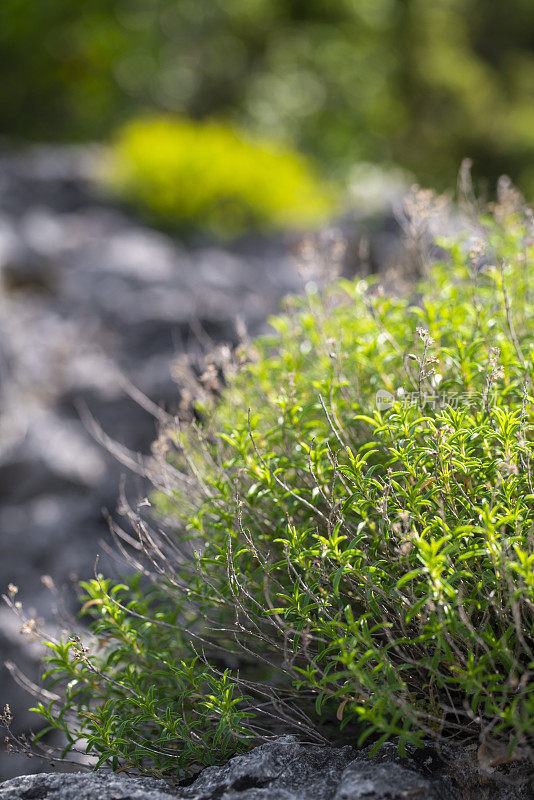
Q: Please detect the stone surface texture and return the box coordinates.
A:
[0,738,531,800]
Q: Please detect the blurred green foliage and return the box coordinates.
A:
[1,1,533,192]
[108,116,334,235]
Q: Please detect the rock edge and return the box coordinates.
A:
[1,736,531,800]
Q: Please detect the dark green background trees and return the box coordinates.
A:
[2,0,533,192]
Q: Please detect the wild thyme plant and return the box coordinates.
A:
[7,183,534,777]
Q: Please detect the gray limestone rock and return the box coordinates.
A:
[3,736,531,800]
[338,758,464,800]
[0,772,179,800]
[177,736,355,799]
[0,737,532,800]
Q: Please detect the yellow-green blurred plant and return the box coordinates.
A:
[107,116,335,236]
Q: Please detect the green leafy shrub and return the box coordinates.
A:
[17,183,534,777]
[106,116,335,235]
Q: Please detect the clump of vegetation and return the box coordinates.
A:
[106,116,335,236]
[5,180,534,780]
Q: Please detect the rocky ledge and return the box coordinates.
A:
[0,737,531,800]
